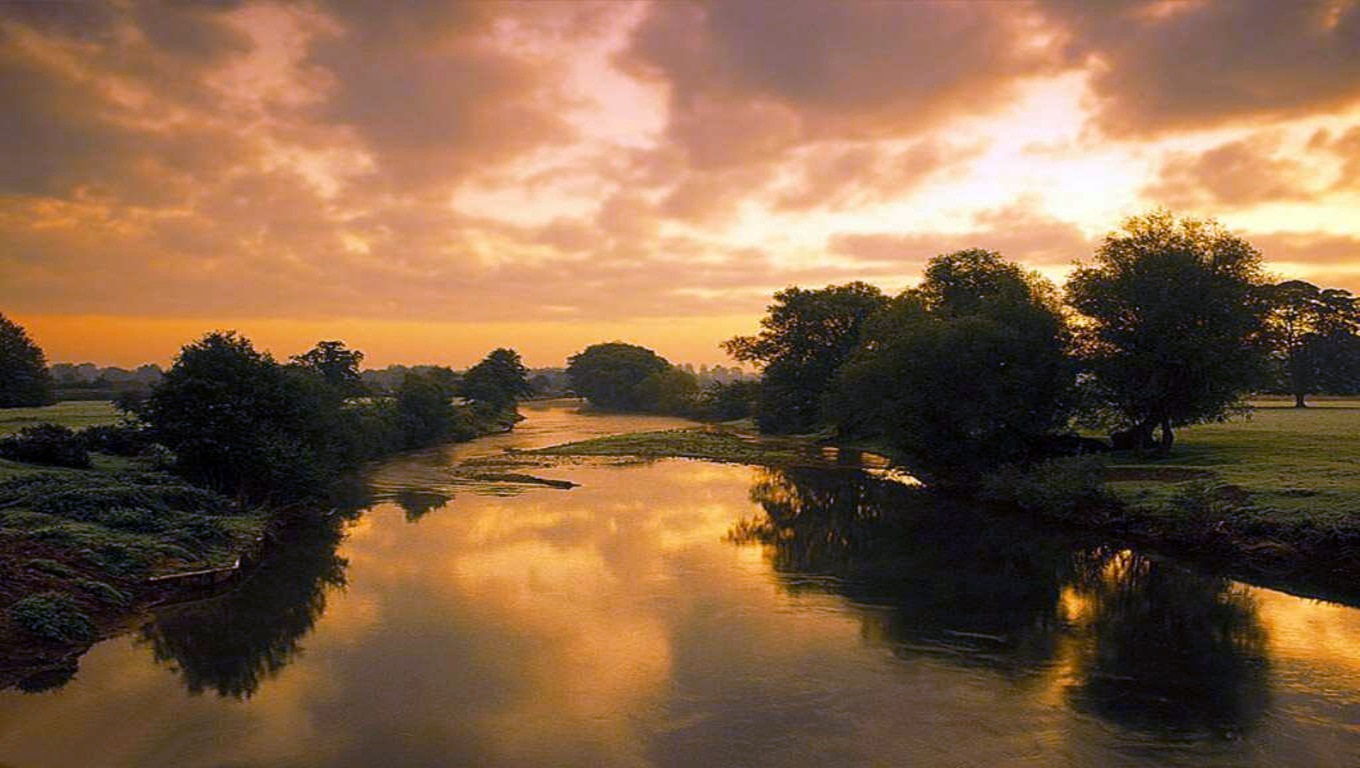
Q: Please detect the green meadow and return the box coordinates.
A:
[0,401,120,436]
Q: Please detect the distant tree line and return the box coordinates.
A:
[563,341,759,421]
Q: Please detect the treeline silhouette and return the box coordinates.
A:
[725,211,1360,484]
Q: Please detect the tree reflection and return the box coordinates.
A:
[392,489,452,522]
[734,467,1271,737]
[737,467,1078,674]
[138,517,348,699]
[1067,552,1271,737]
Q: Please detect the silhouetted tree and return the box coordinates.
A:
[566,342,672,411]
[143,331,346,500]
[724,282,887,433]
[1066,211,1270,453]
[461,347,532,417]
[0,313,54,407]
[1263,280,1360,406]
[290,340,366,398]
[830,250,1073,484]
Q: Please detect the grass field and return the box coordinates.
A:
[1109,400,1360,525]
[0,401,120,436]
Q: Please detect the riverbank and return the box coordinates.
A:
[511,407,1360,604]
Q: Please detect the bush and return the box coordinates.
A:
[79,423,154,456]
[9,592,95,643]
[981,456,1116,520]
[0,424,91,468]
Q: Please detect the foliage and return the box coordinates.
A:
[696,379,759,421]
[636,366,700,415]
[0,313,55,407]
[290,340,367,398]
[142,331,348,500]
[981,456,1115,520]
[566,342,673,411]
[9,592,95,643]
[830,251,1074,485]
[531,428,805,465]
[395,370,476,448]
[724,282,887,433]
[79,423,154,456]
[1066,211,1270,453]
[1262,280,1360,405]
[0,424,91,468]
[462,348,533,417]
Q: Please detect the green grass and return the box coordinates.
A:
[0,401,120,436]
[1108,402,1360,522]
[530,428,808,465]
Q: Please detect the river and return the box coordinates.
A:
[1,402,1357,766]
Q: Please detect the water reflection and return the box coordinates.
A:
[138,517,349,699]
[734,467,1272,738]
[391,489,453,522]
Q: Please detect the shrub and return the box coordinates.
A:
[0,424,91,468]
[79,423,153,456]
[981,455,1116,520]
[9,592,95,643]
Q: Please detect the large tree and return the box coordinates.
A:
[461,347,533,416]
[1065,211,1271,453]
[290,340,366,398]
[830,250,1074,484]
[144,331,345,500]
[723,282,887,433]
[566,342,673,411]
[1263,280,1360,407]
[0,313,55,407]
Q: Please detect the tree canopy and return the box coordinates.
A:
[723,282,887,433]
[461,348,533,416]
[0,313,55,407]
[1263,280,1360,406]
[830,250,1074,484]
[1065,211,1270,452]
[290,340,366,398]
[566,342,674,411]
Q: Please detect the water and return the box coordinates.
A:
[1,402,1358,767]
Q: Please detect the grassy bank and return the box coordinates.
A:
[0,401,120,437]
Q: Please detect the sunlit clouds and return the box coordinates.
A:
[3,1,1360,365]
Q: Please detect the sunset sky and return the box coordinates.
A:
[3,1,1360,368]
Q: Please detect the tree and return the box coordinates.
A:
[1263,280,1360,407]
[1065,211,1271,453]
[636,366,700,415]
[830,251,1074,484]
[290,340,366,398]
[395,370,468,448]
[566,342,672,411]
[723,282,887,433]
[144,331,344,500]
[0,313,55,407]
[461,348,533,417]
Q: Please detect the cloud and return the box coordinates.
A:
[830,202,1094,272]
[1142,135,1316,208]
[621,1,1054,166]
[1039,0,1360,135]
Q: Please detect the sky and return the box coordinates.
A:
[3,0,1360,368]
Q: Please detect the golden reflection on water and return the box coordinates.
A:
[1,406,1359,766]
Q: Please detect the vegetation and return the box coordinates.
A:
[530,428,805,466]
[723,282,887,433]
[0,424,91,468]
[566,342,698,414]
[9,592,95,643]
[462,348,533,420]
[1066,211,1271,453]
[0,313,54,407]
[0,401,120,437]
[830,250,1074,485]
[1262,280,1360,407]
[290,340,367,398]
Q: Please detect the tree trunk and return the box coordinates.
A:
[1294,390,1307,408]
[1158,418,1175,455]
